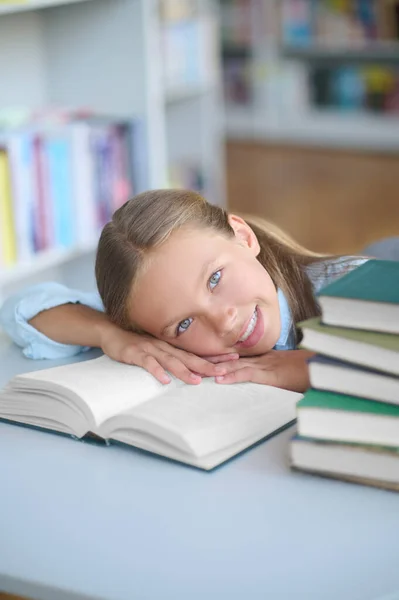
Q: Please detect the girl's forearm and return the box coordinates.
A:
[29,304,116,347]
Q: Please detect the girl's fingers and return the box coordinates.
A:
[216,366,274,386]
[216,367,256,385]
[158,353,202,385]
[171,350,232,377]
[203,353,239,364]
[141,354,171,384]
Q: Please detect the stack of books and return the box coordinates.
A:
[290,259,399,491]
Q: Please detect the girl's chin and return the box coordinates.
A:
[238,345,274,357]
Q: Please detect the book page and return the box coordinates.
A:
[17,356,171,427]
[102,378,301,458]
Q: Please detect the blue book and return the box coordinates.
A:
[46,135,75,248]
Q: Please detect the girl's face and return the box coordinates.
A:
[128,216,281,357]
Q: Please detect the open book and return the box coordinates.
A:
[0,356,302,470]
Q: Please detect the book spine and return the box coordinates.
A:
[0,149,17,266]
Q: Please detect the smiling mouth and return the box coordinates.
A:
[237,307,258,343]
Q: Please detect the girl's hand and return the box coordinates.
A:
[99,322,239,385]
[214,350,315,393]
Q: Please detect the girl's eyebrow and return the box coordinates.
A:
[160,257,218,335]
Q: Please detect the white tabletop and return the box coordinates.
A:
[1,334,399,600]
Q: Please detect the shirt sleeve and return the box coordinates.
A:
[0,282,104,360]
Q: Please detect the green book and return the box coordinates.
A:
[296,388,399,448]
[298,317,399,376]
[317,259,399,334]
[298,388,399,416]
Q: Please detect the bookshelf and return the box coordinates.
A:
[221,0,399,152]
[0,0,225,305]
[0,0,93,15]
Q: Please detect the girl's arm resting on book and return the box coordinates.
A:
[32,305,241,385]
[0,282,104,359]
[214,350,315,393]
[0,282,239,384]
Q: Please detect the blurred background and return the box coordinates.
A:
[0,0,398,304]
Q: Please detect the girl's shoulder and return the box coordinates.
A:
[305,256,369,295]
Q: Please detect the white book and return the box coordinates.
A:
[309,356,399,406]
[291,437,399,493]
[0,356,302,470]
[70,122,98,246]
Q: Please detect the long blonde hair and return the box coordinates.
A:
[95,189,334,331]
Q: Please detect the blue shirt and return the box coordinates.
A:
[0,257,367,360]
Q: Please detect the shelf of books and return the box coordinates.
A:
[221,0,399,151]
[0,0,224,304]
[0,110,141,287]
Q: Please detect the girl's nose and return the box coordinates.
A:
[210,305,238,338]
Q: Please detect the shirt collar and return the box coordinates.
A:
[275,288,293,348]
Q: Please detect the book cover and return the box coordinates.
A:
[33,134,52,251]
[110,124,132,212]
[297,388,399,447]
[298,388,399,417]
[0,149,17,266]
[91,126,113,228]
[308,354,399,405]
[0,355,302,470]
[290,435,399,492]
[69,121,98,245]
[46,134,75,249]
[318,259,399,304]
[309,354,399,379]
[299,317,399,351]
[7,132,36,261]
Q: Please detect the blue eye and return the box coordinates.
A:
[209,270,222,291]
[177,317,193,336]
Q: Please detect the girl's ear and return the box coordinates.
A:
[228,214,260,256]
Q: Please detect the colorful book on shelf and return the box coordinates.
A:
[290,436,399,492]
[91,125,113,229]
[298,317,399,376]
[126,118,148,195]
[317,259,399,334]
[7,132,36,262]
[33,132,53,252]
[281,0,313,45]
[0,355,302,470]
[0,149,16,266]
[308,355,399,405]
[46,133,75,249]
[296,388,399,447]
[69,120,98,247]
[109,123,133,212]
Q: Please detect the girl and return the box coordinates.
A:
[0,189,366,392]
